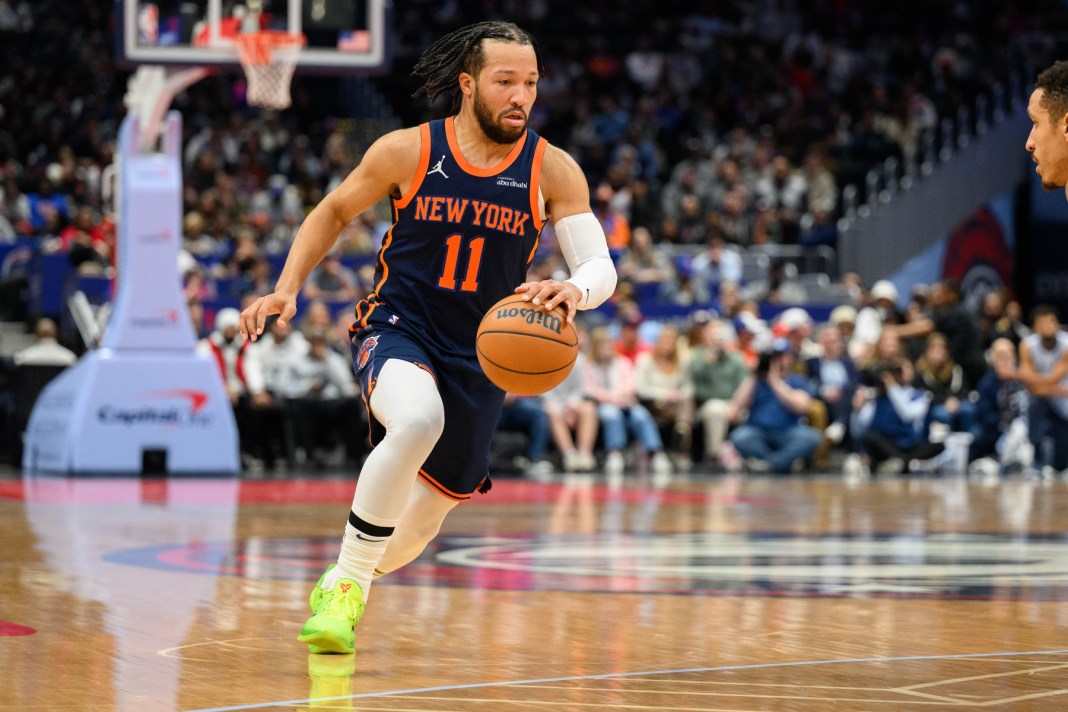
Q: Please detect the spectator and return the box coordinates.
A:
[689,235,743,295]
[303,253,360,304]
[805,325,860,448]
[249,173,303,225]
[279,327,363,468]
[614,309,652,364]
[584,327,672,479]
[543,340,598,473]
[302,300,346,353]
[914,332,976,436]
[182,211,218,258]
[14,318,77,366]
[852,279,903,363]
[970,338,1031,471]
[659,262,713,307]
[634,325,694,470]
[979,289,1029,349]
[689,318,748,469]
[754,154,807,244]
[776,307,822,364]
[829,305,858,348]
[230,256,275,299]
[727,338,822,474]
[58,206,109,273]
[250,318,308,468]
[1,176,30,237]
[675,193,709,245]
[852,357,944,474]
[496,394,553,478]
[616,226,675,286]
[892,279,987,386]
[1017,305,1068,472]
[593,183,631,250]
[196,307,271,470]
[733,312,766,370]
[25,178,69,233]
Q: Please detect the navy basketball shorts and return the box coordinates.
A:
[350,325,506,501]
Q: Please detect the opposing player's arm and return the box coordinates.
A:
[240,128,420,340]
[517,145,617,319]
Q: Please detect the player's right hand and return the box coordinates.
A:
[239,291,298,342]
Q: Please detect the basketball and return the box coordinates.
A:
[476,295,579,395]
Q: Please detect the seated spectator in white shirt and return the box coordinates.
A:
[14,318,77,367]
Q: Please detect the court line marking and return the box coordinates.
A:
[396,691,967,706]
[896,661,1068,691]
[978,688,1068,706]
[182,648,1068,712]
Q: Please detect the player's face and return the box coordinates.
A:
[471,40,538,145]
[1026,89,1068,191]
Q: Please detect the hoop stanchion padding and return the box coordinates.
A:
[235,31,306,109]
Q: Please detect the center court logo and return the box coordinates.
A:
[104,532,1068,600]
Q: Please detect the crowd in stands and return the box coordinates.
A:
[482,278,1067,480]
[1,1,1067,476]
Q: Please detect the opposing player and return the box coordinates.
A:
[239,21,616,654]
[1026,60,1068,199]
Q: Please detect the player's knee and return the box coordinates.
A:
[389,407,445,448]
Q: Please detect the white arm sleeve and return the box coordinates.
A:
[553,212,617,310]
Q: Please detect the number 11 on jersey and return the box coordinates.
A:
[437,234,485,292]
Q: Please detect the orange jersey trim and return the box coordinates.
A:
[354,297,379,329]
[418,468,473,502]
[372,227,395,297]
[394,123,432,210]
[528,137,547,232]
[413,361,438,385]
[444,116,527,177]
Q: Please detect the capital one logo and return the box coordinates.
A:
[130,308,180,329]
[97,389,212,427]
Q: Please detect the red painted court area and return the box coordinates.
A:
[0,476,767,506]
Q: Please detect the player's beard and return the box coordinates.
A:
[473,87,526,145]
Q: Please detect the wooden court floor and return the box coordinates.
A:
[4,470,1068,711]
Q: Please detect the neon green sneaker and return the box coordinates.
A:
[298,565,365,654]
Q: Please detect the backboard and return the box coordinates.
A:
[115,0,389,73]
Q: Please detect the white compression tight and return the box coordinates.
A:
[374,478,458,578]
[351,359,445,522]
[330,359,446,598]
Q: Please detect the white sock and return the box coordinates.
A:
[323,506,398,601]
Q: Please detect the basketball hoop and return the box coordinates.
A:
[235,31,306,109]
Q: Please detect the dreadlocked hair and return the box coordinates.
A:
[411,21,544,111]
[1036,60,1068,119]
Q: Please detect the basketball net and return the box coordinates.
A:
[235,31,306,109]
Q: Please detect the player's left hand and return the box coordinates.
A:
[515,280,583,323]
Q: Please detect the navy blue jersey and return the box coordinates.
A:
[353,117,547,358]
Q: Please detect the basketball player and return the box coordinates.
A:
[1026,60,1068,198]
[239,21,616,654]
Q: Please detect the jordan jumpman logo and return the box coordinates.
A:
[427,155,449,179]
